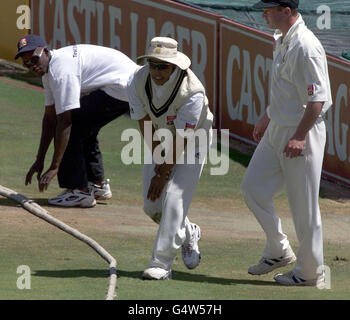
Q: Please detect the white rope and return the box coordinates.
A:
[0,185,117,300]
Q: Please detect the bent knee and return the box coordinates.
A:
[241,175,267,204]
[143,203,162,224]
[241,174,254,196]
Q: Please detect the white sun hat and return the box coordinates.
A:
[137,37,191,70]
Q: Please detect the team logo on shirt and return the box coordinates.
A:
[308,84,315,96]
[185,122,196,130]
[18,38,27,49]
[167,115,176,125]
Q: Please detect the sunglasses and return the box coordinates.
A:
[23,47,44,68]
[148,60,172,70]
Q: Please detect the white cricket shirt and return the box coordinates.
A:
[42,44,139,114]
[267,14,332,126]
[127,66,205,131]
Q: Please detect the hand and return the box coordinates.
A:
[25,159,44,186]
[154,164,161,176]
[253,114,270,143]
[147,174,168,202]
[283,135,306,158]
[154,164,171,180]
[38,167,58,192]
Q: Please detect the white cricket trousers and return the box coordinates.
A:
[142,159,205,271]
[241,118,326,280]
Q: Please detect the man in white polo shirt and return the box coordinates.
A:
[15,34,139,207]
[127,37,213,280]
[241,0,332,286]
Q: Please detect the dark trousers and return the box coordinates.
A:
[57,90,129,189]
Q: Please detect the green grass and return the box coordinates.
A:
[1,222,349,300]
[0,77,350,301]
[1,218,349,300]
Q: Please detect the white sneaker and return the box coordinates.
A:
[48,189,96,208]
[274,270,325,287]
[88,179,112,200]
[142,267,172,280]
[182,223,201,270]
[248,247,296,275]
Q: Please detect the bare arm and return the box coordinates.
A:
[38,109,72,191]
[38,105,57,160]
[283,101,324,158]
[50,110,72,169]
[138,115,189,201]
[138,114,160,154]
[155,130,188,177]
[253,110,270,143]
[25,105,56,185]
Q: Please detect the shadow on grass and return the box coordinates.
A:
[33,268,278,286]
[0,197,108,209]
[33,269,108,278]
[0,197,48,207]
[172,270,277,286]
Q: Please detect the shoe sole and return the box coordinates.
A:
[274,279,318,287]
[184,253,201,270]
[142,275,171,280]
[274,274,324,287]
[182,226,201,270]
[48,199,96,208]
[94,193,112,200]
[142,272,172,280]
[248,255,296,275]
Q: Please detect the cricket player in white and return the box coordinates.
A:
[15,35,138,207]
[241,0,332,286]
[127,37,213,280]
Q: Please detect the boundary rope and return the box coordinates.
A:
[0,185,117,300]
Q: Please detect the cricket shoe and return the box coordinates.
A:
[48,189,96,208]
[88,179,112,200]
[182,223,201,269]
[274,270,325,287]
[142,267,172,280]
[248,246,296,275]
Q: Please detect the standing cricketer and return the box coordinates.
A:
[127,37,213,280]
[15,34,138,207]
[241,0,332,286]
